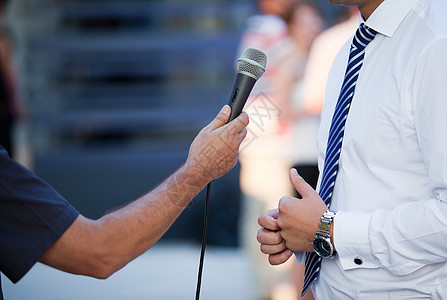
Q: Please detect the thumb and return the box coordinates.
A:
[289,168,315,198]
[207,105,231,131]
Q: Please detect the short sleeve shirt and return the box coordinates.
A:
[0,146,79,299]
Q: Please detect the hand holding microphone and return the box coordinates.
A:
[187,48,267,182]
[14,48,267,298]
[186,105,249,182]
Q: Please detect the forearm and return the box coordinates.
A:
[40,162,211,278]
[96,162,209,266]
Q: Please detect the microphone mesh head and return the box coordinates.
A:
[237,48,267,80]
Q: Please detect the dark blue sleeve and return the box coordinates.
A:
[0,147,79,283]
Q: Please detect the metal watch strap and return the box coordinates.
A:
[315,210,336,241]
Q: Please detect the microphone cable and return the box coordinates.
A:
[195,181,211,300]
[194,48,266,300]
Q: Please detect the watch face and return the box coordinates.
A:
[312,237,333,258]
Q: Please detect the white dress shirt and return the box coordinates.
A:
[309,0,447,298]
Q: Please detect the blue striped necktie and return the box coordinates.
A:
[301,23,377,297]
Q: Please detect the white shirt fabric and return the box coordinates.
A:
[306,0,447,298]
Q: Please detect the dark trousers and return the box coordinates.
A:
[293,163,319,198]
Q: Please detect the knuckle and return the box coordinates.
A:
[260,244,268,254]
[215,115,224,123]
[273,231,283,243]
[216,111,228,122]
[278,196,290,212]
[257,215,264,226]
[198,127,207,136]
[276,217,283,229]
[235,114,249,129]
[295,176,306,185]
[268,255,281,265]
[239,128,248,139]
[241,113,249,126]
[256,229,264,243]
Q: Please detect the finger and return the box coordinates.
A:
[226,112,249,136]
[257,228,283,245]
[268,250,293,266]
[237,128,248,142]
[289,168,315,198]
[277,196,297,221]
[258,209,280,230]
[260,240,287,255]
[266,208,280,219]
[207,105,231,130]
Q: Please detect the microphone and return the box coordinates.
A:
[227,48,267,122]
[195,48,266,300]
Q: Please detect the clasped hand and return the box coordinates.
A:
[257,168,328,265]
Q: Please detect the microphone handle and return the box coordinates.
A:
[227,73,257,122]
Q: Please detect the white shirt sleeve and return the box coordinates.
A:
[334,37,447,275]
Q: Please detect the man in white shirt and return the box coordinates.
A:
[257,0,447,298]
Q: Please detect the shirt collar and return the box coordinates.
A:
[360,0,420,37]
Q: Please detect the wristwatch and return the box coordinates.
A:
[312,210,337,258]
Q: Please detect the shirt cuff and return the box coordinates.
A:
[334,211,379,270]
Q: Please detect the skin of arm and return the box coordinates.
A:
[39,105,249,279]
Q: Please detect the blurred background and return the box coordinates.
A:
[0,0,354,299]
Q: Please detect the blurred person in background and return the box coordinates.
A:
[274,2,324,299]
[301,6,358,115]
[236,0,295,97]
[275,0,324,191]
[0,0,25,157]
[0,106,248,300]
[236,0,323,299]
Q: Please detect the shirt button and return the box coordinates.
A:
[354,256,363,265]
